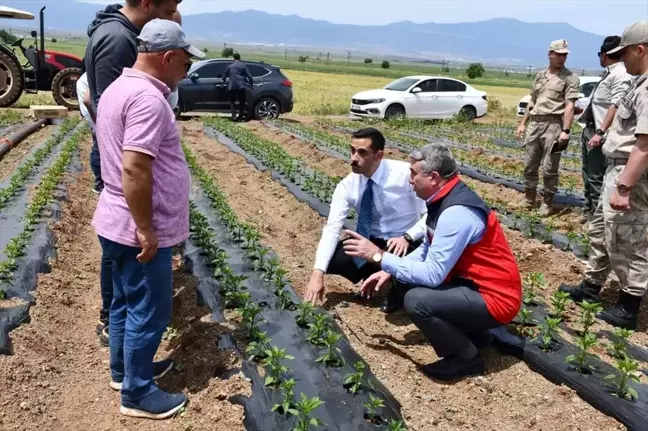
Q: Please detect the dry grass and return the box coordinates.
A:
[12,92,56,109]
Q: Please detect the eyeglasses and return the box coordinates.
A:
[597,52,603,57]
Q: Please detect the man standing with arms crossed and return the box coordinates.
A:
[579,36,632,217]
[561,20,648,331]
[93,19,205,418]
[516,40,580,216]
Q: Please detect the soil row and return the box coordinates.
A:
[181,119,624,431]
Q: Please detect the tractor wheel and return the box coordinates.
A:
[0,51,24,108]
[52,67,81,110]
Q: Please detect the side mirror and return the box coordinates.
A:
[189,72,199,80]
[30,30,37,38]
[411,87,422,94]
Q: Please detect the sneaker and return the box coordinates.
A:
[538,203,552,217]
[111,359,175,391]
[120,388,187,420]
[421,353,486,382]
[96,319,107,335]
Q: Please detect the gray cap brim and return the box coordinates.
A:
[185,45,206,59]
[606,44,627,54]
[552,48,571,54]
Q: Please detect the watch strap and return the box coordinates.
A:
[403,233,413,243]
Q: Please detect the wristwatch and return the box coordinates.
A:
[403,233,413,244]
[562,128,571,134]
[596,128,605,136]
[616,182,633,194]
[372,251,384,263]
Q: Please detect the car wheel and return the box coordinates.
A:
[255,97,280,120]
[385,104,406,120]
[459,105,477,121]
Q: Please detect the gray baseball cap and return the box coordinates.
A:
[137,18,205,59]
[607,20,648,54]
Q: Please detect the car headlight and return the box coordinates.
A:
[365,98,386,104]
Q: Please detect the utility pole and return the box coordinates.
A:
[284,49,287,61]
[326,52,330,65]
[318,51,322,62]
[527,65,533,77]
[347,50,351,66]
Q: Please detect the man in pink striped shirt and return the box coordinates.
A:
[92,19,204,419]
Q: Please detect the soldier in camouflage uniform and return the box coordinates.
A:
[560,20,648,330]
[516,40,580,217]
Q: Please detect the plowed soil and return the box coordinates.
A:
[182,119,626,431]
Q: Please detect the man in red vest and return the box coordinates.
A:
[344,142,522,381]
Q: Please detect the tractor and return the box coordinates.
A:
[0,5,82,110]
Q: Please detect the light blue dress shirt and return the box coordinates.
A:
[381,205,487,287]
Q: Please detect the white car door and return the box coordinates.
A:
[435,79,468,118]
[402,79,439,118]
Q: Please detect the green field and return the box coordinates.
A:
[19,38,526,119]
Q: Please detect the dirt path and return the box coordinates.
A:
[181,120,624,431]
[0,136,249,431]
[0,124,55,182]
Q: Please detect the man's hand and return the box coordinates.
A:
[360,271,392,299]
[386,236,409,257]
[610,190,631,211]
[515,124,526,141]
[304,271,325,305]
[136,227,158,263]
[558,131,570,145]
[588,134,603,149]
[342,230,381,262]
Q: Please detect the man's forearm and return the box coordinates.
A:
[618,136,648,187]
[563,101,575,129]
[122,154,153,231]
[520,104,532,126]
[600,106,618,133]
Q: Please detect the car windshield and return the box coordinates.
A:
[384,78,419,91]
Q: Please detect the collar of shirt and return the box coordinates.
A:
[360,159,388,188]
[122,67,171,97]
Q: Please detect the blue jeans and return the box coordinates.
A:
[90,130,103,191]
[98,236,173,401]
[99,250,113,324]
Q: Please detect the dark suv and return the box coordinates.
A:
[176,59,294,119]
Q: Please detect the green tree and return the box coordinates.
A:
[466,62,485,79]
[381,60,390,69]
[0,29,18,44]
[364,58,373,64]
[298,55,309,63]
[222,47,235,58]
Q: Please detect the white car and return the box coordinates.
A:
[516,76,601,122]
[350,76,488,121]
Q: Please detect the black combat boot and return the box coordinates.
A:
[597,291,642,330]
[558,280,602,303]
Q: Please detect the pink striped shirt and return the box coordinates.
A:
[91,68,190,248]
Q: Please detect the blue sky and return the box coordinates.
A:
[83,0,647,35]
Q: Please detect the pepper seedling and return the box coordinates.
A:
[262,346,295,389]
[288,393,325,431]
[363,394,386,425]
[316,329,344,367]
[565,331,598,373]
[605,357,642,401]
[516,307,536,337]
[245,331,271,362]
[343,361,366,394]
[271,378,297,416]
[608,328,634,360]
[386,419,408,431]
[224,290,251,309]
[579,300,603,336]
[295,301,315,329]
[534,317,561,351]
[550,290,572,320]
[307,313,329,347]
[276,286,296,311]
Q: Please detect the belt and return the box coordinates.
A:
[530,114,562,122]
[607,157,628,166]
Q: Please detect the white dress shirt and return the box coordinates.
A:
[313,159,427,272]
[584,62,633,131]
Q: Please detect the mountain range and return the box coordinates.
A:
[0,0,611,68]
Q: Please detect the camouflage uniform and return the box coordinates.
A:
[561,73,648,329]
[523,68,580,210]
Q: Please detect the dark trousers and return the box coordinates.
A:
[581,124,606,215]
[90,129,103,192]
[327,237,420,284]
[99,236,173,401]
[403,281,501,360]
[99,249,113,324]
[228,88,247,120]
